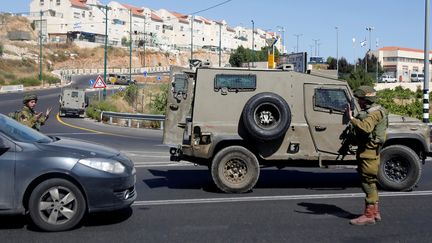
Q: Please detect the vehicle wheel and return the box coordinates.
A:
[211,146,260,193]
[242,92,291,141]
[28,178,86,232]
[378,145,421,191]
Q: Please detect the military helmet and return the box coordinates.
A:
[23,93,38,104]
[353,85,377,103]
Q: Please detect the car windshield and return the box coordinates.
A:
[419,74,424,78]
[0,113,52,143]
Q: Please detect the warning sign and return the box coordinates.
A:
[93,75,106,89]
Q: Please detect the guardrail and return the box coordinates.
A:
[59,66,171,76]
[101,111,165,130]
[0,84,24,93]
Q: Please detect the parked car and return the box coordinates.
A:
[0,114,136,231]
[410,73,424,82]
[378,74,397,83]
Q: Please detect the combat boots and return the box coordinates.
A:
[374,202,381,221]
[350,204,376,225]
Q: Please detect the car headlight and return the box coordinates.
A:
[78,158,126,174]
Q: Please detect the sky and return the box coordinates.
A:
[3,0,432,62]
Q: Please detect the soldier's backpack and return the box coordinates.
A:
[8,110,21,120]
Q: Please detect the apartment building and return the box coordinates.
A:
[29,0,283,55]
[376,46,432,82]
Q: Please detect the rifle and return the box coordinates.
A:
[337,125,356,160]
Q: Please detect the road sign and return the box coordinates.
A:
[143,71,148,77]
[93,75,106,89]
[89,79,95,86]
[157,76,161,81]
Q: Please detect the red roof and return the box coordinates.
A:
[121,3,144,16]
[171,11,189,24]
[379,46,432,53]
[226,27,235,32]
[69,0,89,9]
[151,12,163,22]
[199,17,212,25]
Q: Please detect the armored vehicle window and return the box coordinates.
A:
[71,91,79,98]
[314,88,348,112]
[173,74,188,93]
[214,74,256,92]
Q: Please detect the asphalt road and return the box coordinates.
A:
[1,76,432,242]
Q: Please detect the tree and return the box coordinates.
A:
[229,45,281,67]
[345,67,375,90]
[327,57,337,69]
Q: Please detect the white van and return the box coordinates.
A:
[410,73,424,82]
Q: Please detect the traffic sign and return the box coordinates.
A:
[93,75,106,89]
[143,71,148,77]
[89,79,95,86]
[157,76,161,81]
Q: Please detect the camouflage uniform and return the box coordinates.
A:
[17,94,48,131]
[349,86,388,226]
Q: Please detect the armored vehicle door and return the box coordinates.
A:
[304,84,351,155]
[163,67,195,146]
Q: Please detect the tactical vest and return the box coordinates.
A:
[357,104,388,144]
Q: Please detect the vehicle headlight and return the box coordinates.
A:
[78,158,126,174]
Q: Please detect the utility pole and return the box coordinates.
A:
[191,15,194,61]
[335,27,339,78]
[294,34,303,53]
[129,8,132,83]
[89,3,110,99]
[39,10,43,86]
[143,15,146,67]
[251,20,255,67]
[219,23,222,67]
[424,0,430,123]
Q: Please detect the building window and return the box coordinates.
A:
[73,12,80,19]
[180,26,184,31]
[413,66,419,72]
[40,0,44,6]
[56,0,60,5]
[156,25,160,30]
[82,11,85,18]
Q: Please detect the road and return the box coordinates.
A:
[1,76,432,242]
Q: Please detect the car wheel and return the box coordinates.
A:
[378,145,421,191]
[211,146,260,193]
[242,92,291,141]
[28,178,86,232]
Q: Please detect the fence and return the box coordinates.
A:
[100,111,165,130]
[59,66,171,76]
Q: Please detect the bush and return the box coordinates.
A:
[10,77,41,87]
[124,84,138,106]
[150,84,168,115]
[0,42,3,57]
[86,100,118,121]
[377,87,424,120]
[42,73,61,84]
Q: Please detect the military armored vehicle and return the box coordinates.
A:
[163,66,431,193]
[59,88,87,118]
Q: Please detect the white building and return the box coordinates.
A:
[28,0,284,59]
[376,46,432,82]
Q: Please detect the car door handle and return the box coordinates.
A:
[315,125,327,131]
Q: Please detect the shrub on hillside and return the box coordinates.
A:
[10,77,41,86]
[150,84,168,115]
[86,100,118,121]
[42,73,61,84]
[377,87,424,120]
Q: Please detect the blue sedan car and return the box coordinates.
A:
[0,113,136,231]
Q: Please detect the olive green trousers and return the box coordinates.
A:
[357,156,380,204]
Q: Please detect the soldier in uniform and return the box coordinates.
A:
[347,85,388,226]
[17,93,52,131]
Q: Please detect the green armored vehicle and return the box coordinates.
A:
[163,66,431,193]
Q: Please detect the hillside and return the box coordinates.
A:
[0,14,230,85]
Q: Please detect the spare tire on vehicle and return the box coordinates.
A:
[242,92,291,141]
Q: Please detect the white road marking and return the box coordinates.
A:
[47,132,104,135]
[132,190,432,207]
[133,161,193,167]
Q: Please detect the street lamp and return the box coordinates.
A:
[335,27,339,78]
[218,22,222,67]
[312,39,319,56]
[365,26,374,74]
[88,3,110,100]
[294,34,303,53]
[277,26,285,53]
[191,15,194,61]
[423,0,430,123]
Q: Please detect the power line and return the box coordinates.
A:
[188,0,233,15]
